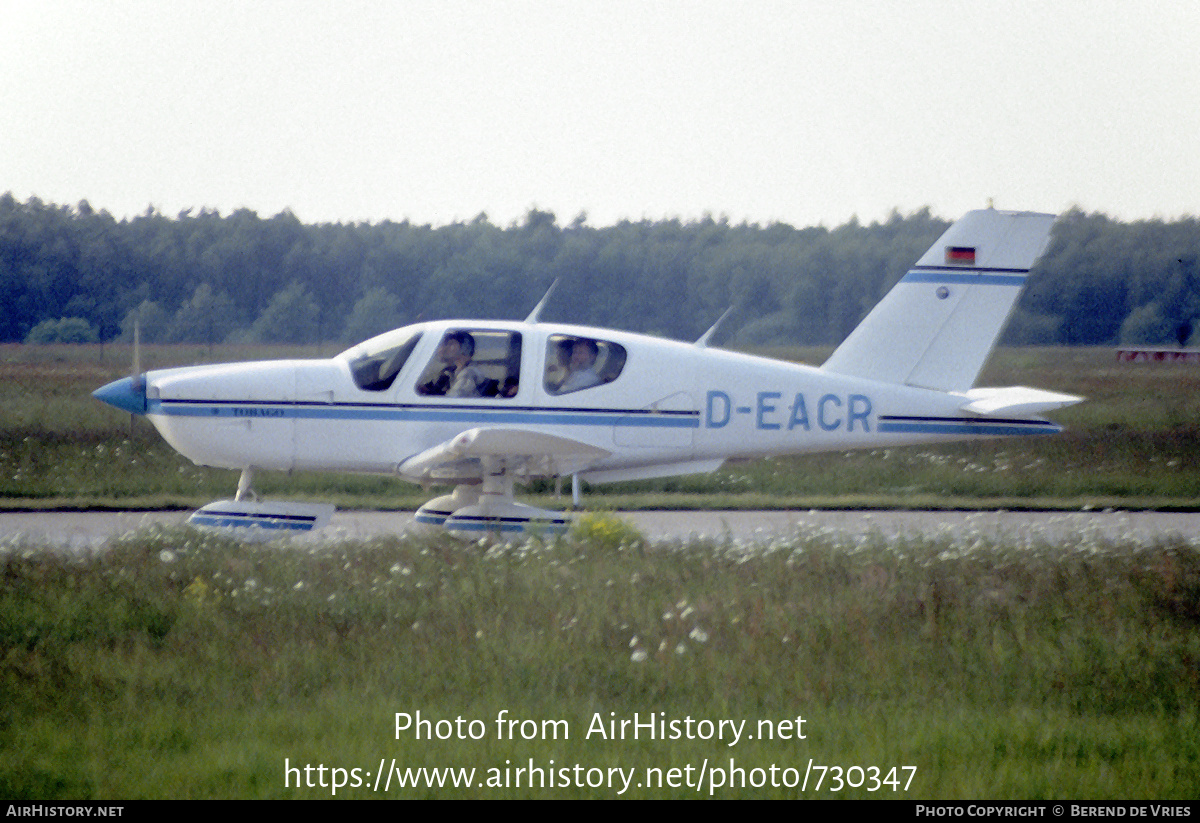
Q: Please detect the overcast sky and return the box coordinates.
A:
[4,1,1200,228]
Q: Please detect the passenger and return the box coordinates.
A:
[419,331,485,397]
[499,348,522,398]
[555,338,602,394]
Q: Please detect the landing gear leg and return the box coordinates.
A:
[414,483,480,527]
[235,468,258,502]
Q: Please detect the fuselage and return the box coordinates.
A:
[96,318,1060,486]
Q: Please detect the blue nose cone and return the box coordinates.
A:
[93,376,147,415]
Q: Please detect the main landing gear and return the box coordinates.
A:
[414,461,569,537]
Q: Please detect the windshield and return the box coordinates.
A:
[342,328,423,392]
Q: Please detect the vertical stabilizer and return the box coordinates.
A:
[821,209,1056,392]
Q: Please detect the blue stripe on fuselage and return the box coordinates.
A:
[878,416,1060,436]
[149,399,701,429]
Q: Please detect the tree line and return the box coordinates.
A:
[4,192,1200,348]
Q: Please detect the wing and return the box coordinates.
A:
[397,427,612,484]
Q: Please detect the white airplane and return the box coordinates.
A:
[94,208,1081,537]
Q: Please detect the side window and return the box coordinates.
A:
[347,329,422,392]
[415,330,522,399]
[544,335,627,395]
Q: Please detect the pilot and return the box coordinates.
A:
[555,338,601,394]
[420,331,485,397]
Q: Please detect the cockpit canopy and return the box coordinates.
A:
[340,324,628,397]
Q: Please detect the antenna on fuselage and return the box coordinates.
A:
[523,279,559,324]
[694,307,733,348]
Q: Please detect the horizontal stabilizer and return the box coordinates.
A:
[958,386,1083,417]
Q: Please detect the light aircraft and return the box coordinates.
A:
[93,208,1081,536]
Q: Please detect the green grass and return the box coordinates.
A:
[1,521,1197,798]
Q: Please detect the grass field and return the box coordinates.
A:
[2,342,1200,511]
[1,520,1197,799]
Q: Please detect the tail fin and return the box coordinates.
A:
[821,209,1056,392]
